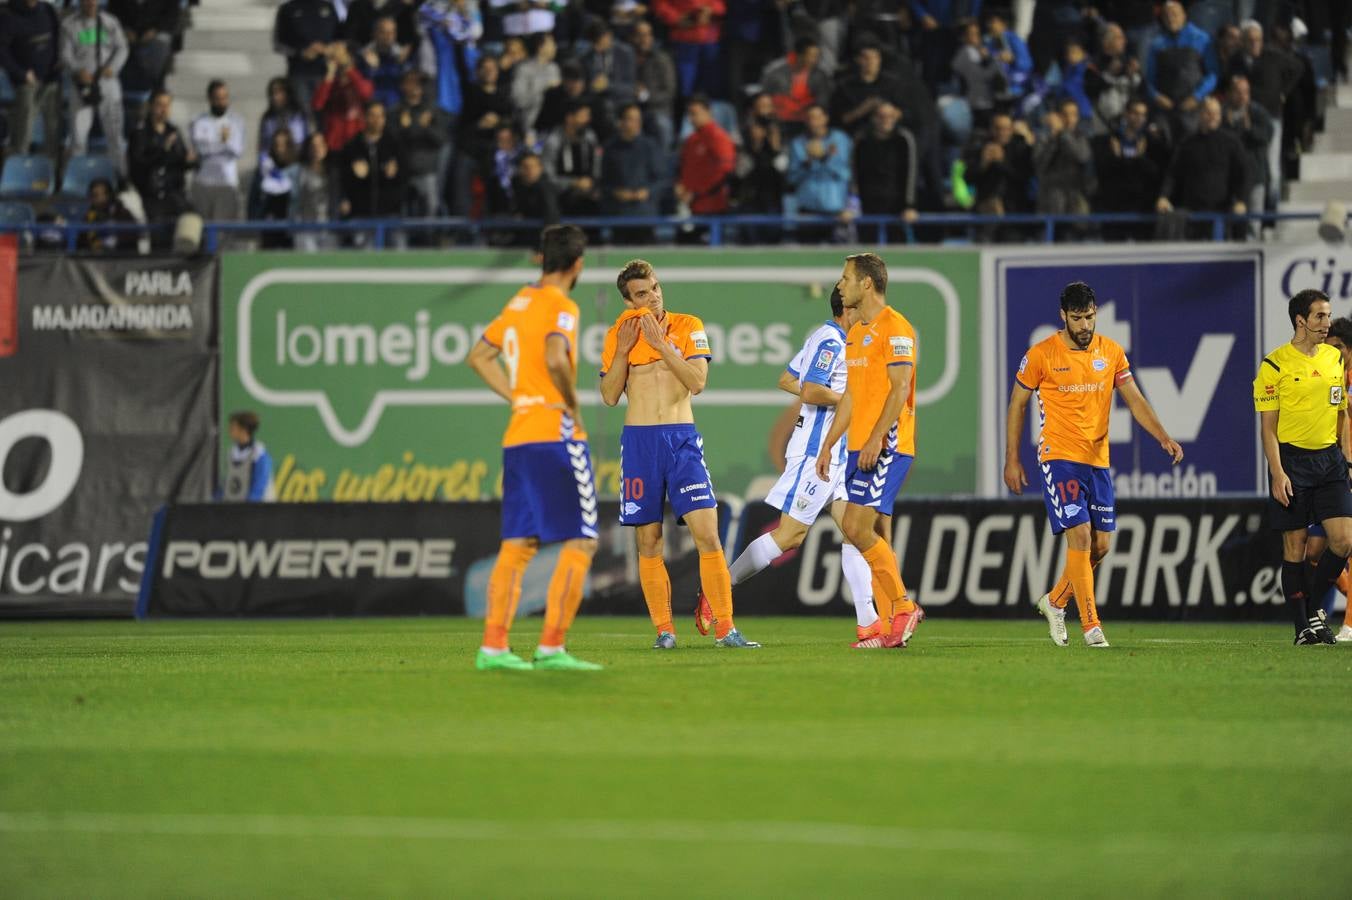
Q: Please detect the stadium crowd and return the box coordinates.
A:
[0,0,1347,246]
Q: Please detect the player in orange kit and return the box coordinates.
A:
[814,253,923,650]
[600,259,759,649]
[1004,281,1183,648]
[466,225,602,672]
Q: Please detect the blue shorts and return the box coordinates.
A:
[619,424,717,526]
[501,440,599,543]
[1039,459,1115,535]
[844,449,914,511]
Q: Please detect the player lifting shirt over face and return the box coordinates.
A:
[599,259,759,649]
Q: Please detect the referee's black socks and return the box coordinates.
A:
[1281,561,1311,633]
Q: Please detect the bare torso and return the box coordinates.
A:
[622,359,696,425]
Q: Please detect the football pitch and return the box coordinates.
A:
[2,617,1350,898]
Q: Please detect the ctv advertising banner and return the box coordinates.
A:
[1263,244,1352,348]
[0,253,217,615]
[983,247,1263,497]
[218,248,982,503]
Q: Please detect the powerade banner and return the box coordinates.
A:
[0,253,217,615]
[218,248,981,503]
[141,498,1291,621]
[984,247,1262,498]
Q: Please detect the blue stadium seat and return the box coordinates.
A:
[0,155,55,199]
[0,69,15,105]
[0,201,36,227]
[937,95,973,147]
[61,156,118,198]
[50,198,90,223]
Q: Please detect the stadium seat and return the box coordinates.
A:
[0,69,15,105]
[0,200,36,227]
[0,155,55,199]
[61,156,118,198]
[49,198,90,223]
[937,95,973,147]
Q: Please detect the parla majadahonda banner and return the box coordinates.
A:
[0,243,216,615]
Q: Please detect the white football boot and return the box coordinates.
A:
[1083,625,1110,648]
[1335,624,1352,643]
[1036,593,1068,646]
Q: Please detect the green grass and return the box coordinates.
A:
[2,617,1350,898]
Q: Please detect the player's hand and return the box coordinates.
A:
[858,434,883,471]
[637,312,666,349]
[1160,437,1183,464]
[815,449,832,482]
[1003,459,1027,494]
[616,317,640,354]
[1271,471,1293,507]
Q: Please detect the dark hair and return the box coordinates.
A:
[364,99,385,113]
[617,102,643,120]
[206,79,227,98]
[302,131,328,165]
[585,18,610,42]
[793,36,819,55]
[1059,281,1096,312]
[846,252,888,295]
[804,102,827,118]
[540,224,586,274]
[1328,317,1352,348]
[266,76,299,114]
[686,92,711,112]
[564,100,591,119]
[87,177,113,197]
[1290,288,1330,328]
[560,60,585,81]
[229,410,260,436]
[830,286,844,318]
[616,258,655,299]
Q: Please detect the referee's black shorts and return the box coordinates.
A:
[1269,443,1352,532]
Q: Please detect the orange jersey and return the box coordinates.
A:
[844,305,917,455]
[599,309,711,374]
[481,283,586,447]
[1016,332,1131,467]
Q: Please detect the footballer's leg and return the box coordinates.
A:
[478,537,539,670]
[635,522,677,648]
[685,507,759,647]
[1308,514,1352,644]
[830,501,882,646]
[701,513,807,635]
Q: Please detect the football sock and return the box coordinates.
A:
[1341,561,1352,627]
[728,532,785,585]
[539,546,591,648]
[1280,560,1310,632]
[638,554,673,634]
[1064,548,1100,631]
[861,538,914,621]
[699,550,736,639]
[840,543,878,627]
[1047,558,1101,609]
[482,541,538,650]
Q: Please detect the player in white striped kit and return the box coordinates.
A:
[697,288,883,648]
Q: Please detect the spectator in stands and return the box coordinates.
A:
[786,103,851,226]
[632,18,677,151]
[600,102,663,241]
[313,42,374,153]
[724,0,786,101]
[257,77,309,165]
[1145,1,1218,138]
[108,0,178,94]
[580,19,637,119]
[497,36,528,90]
[654,0,725,98]
[361,16,414,109]
[951,18,1003,129]
[1214,24,1241,81]
[62,0,130,174]
[392,69,450,218]
[189,80,246,222]
[1059,41,1095,123]
[129,89,194,248]
[1156,95,1249,240]
[508,151,559,228]
[909,0,967,85]
[338,100,405,237]
[1231,20,1300,213]
[537,61,603,140]
[1034,98,1093,230]
[540,100,602,215]
[220,411,275,503]
[674,94,735,216]
[80,177,137,253]
[257,129,300,249]
[1099,0,1157,66]
[1086,22,1142,130]
[273,0,342,114]
[1092,97,1168,237]
[830,39,897,131]
[485,123,522,215]
[1027,0,1091,76]
[984,11,1032,103]
[0,0,62,165]
[295,131,334,250]
[452,53,513,214]
[762,37,831,130]
[511,33,560,139]
[490,0,555,38]
[967,112,1034,216]
[1220,73,1274,230]
[852,101,917,225]
[733,96,787,242]
[417,0,483,120]
[795,0,847,64]
[346,0,421,50]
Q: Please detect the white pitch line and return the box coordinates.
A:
[0,812,1335,856]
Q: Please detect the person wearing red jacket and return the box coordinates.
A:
[653,0,725,97]
[675,95,735,214]
[312,42,374,153]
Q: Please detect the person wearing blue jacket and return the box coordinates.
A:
[219,411,276,502]
[1146,0,1218,136]
[787,104,851,225]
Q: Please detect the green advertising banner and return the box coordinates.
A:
[219,247,980,502]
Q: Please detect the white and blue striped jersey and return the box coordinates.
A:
[783,320,849,464]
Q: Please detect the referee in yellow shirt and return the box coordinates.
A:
[1254,288,1352,644]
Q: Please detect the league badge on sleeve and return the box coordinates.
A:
[889,335,913,358]
[557,311,576,331]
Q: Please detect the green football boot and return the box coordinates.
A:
[532,650,604,671]
[475,649,534,671]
